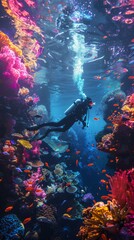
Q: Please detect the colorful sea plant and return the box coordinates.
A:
[77,200,127,240]
[0,45,33,96]
[1,0,43,70]
[23,168,46,199]
[78,169,134,239]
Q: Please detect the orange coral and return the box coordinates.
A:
[0,31,22,56]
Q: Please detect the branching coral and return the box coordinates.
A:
[122,93,134,116]
[97,133,115,152]
[23,168,46,199]
[77,201,127,240]
[108,169,134,211]
[78,170,134,240]
[36,204,57,225]
[0,31,22,56]
[1,0,44,70]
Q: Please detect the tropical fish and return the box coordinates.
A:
[113,104,119,107]
[87,163,94,167]
[63,213,71,218]
[101,195,109,200]
[93,117,100,120]
[101,233,108,240]
[25,187,34,192]
[101,169,106,173]
[76,159,79,166]
[24,169,31,173]
[75,150,81,154]
[100,179,107,184]
[44,162,49,168]
[23,217,32,225]
[17,139,32,149]
[128,76,134,80]
[66,207,73,212]
[5,206,13,212]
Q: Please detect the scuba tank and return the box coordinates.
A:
[64,99,82,116]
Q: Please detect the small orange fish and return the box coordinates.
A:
[101,195,109,200]
[28,203,33,208]
[93,117,100,120]
[24,170,31,173]
[76,159,79,166]
[66,182,71,187]
[75,150,81,155]
[44,162,49,168]
[107,126,113,129]
[5,206,13,212]
[66,148,70,152]
[87,163,94,167]
[25,186,34,192]
[106,185,109,190]
[128,76,134,80]
[35,188,42,193]
[101,169,106,173]
[66,207,73,213]
[100,179,107,184]
[113,104,119,107]
[101,233,108,240]
[23,217,31,225]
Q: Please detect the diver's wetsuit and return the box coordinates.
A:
[27,98,92,140]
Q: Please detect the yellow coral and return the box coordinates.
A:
[121,105,134,114]
[17,139,32,149]
[18,87,29,96]
[77,201,127,240]
[0,31,22,56]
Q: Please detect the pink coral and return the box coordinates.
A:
[0,46,33,96]
[31,140,42,156]
[23,168,46,199]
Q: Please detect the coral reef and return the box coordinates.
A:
[108,169,134,211]
[36,204,57,225]
[23,168,46,199]
[97,93,134,169]
[0,45,33,97]
[77,200,127,240]
[0,214,25,239]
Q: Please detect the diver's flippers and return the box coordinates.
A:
[27,123,45,131]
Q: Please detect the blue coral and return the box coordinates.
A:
[0,214,24,239]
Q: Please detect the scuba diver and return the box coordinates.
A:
[27,97,93,140]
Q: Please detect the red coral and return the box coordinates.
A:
[108,170,134,211]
